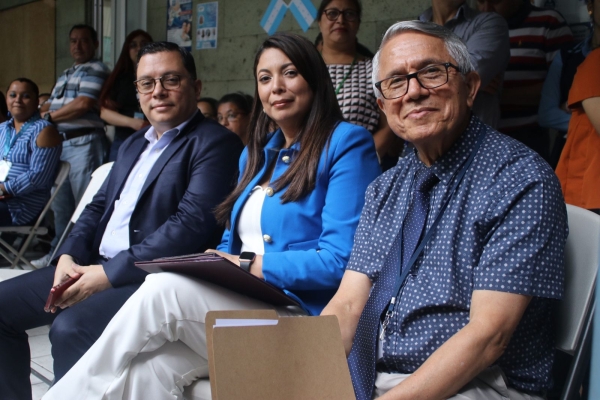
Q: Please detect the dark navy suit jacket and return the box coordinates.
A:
[56,111,243,287]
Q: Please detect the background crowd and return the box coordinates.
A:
[0,0,597,251]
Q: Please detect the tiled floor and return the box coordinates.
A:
[0,265,54,399]
[28,325,53,399]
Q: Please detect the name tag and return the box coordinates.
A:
[0,160,12,181]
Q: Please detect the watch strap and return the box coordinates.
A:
[240,259,252,272]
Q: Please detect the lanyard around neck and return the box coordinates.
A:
[334,56,357,95]
[3,117,36,160]
[379,129,487,339]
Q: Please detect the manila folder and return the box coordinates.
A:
[206,310,355,400]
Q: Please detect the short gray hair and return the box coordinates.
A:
[372,20,475,99]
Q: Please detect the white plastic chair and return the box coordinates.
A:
[0,161,70,269]
[49,162,114,263]
[555,204,600,400]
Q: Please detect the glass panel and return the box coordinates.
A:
[102,0,113,68]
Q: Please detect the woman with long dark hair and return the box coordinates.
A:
[99,29,153,161]
[44,32,380,400]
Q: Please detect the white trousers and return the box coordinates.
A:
[43,273,305,400]
[374,366,545,400]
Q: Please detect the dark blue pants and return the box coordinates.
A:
[0,265,140,400]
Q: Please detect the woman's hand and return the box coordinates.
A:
[205,249,240,266]
[205,249,264,279]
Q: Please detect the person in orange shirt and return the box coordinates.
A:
[555,46,600,212]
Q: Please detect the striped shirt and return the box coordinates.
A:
[48,59,110,132]
[0,116,62,225]
[499,3,573,132]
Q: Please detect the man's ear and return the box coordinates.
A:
[376,97,385,111]
[194,79,203,101]
[464,71,481,109]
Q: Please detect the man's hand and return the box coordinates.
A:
[53,263,112,310]
[52,254,82,287]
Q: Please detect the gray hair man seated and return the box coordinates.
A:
[322,21,567,400]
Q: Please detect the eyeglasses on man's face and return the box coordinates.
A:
[217,112,246,124]
[134,74,185,94]
[375,63,460,100]
[322,8,359,22]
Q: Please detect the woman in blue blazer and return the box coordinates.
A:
[44,32,380,400]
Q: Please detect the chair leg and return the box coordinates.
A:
[0,236,23,269]
[561,299,595,400]
[11,232,38,270]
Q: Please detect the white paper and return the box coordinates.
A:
[214,319,278,328]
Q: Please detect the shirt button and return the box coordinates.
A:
[263,234,272,243]
[282,155,290,164]
[111,230,116,236]
[265,187,274,197]
[138,174,142,178]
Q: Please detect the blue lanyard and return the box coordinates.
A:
[380,128,487,338]
[3,116,39,160]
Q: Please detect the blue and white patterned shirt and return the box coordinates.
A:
[0,115,62,225]
[48,59,110,132]
[347,116,567,392]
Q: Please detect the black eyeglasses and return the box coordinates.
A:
[375,63,460,100]
[322,8,359,22]
[134,74,185,94]
[217,112,246,124]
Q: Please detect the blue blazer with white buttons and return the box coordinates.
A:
[217,121,381,315]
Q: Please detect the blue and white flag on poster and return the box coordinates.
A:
[260,0,317,36]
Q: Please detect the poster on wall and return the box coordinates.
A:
[196,2,218,49]
[167,0,193,50]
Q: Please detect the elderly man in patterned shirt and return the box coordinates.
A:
[36,24,110,268]
[322,21,567,400]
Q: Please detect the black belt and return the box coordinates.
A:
[60,128,100,141]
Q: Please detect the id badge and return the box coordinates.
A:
[0,160,12,181]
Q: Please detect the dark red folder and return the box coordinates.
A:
[135,253,300,307]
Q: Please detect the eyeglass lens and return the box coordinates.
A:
[324,9,358,22]
[135,75,181,94]
[377,64,453,99]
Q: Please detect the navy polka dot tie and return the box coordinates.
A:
[348,167,438,400]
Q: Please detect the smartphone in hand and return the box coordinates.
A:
[44,276,80,312]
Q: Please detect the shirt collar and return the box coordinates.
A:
[409,114,485,187]
[69,58,99,70]
[265,128,302,152]
[419,3,473,25]
[144,111,197,147]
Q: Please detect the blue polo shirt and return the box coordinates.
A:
[347,116,567,392]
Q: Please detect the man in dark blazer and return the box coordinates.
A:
[0,42,243,400]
